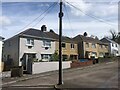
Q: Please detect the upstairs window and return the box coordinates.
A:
[116,44,117,47]
[92,43,96,48]
[100,45,103,48]
[112,43,114,47]
[43,40,51,47]
[62,43,66,48]
[26,38,34,46]
[86,43,89,48]
[71,44,74,49]
[105,45,108,49]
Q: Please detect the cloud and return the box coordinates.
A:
[93,4,118,17]
[66,0,92,16]
[0,16,11,26]
[2,0,58,2]
[62,21,118,39]
[66,0,118,18]
[37,3,50,7]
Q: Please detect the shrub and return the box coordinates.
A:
[50,51,59,61]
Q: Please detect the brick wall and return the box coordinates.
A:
[71,60,93,68]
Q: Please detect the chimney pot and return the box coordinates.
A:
[41,25,47,32]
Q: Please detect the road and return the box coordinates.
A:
[2,61,119,90]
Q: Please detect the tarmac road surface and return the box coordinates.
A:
[2,61,119,90]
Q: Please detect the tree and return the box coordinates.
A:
[108,29,120,44]
[50,51,59,61]
[117,32,120,44]
[109,29,118,41]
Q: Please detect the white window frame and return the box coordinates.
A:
[43,40,51,48]
[41,54,51,61]
[71,43,74,49]
[86,43,89,48]
[26,38,34,46]
[92,43,96,48]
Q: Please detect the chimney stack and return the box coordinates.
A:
[50,29,54,33]
[41,25,47,32]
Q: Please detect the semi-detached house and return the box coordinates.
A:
[3,25,78,73]
[3,25,56,72]
[45,30,78,61]
[101,38,120,56]
[73,35,109,59]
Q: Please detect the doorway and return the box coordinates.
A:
[22,53,36,74]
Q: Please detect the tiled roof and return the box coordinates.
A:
[100,38,118,44]
[73,35,107,45]
[19,28,76,43]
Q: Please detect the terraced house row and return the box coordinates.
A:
[2,25,120,70]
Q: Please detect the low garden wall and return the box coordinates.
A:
[71,60,93,68]
[32,61,71,74]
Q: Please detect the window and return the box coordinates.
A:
[86,43,89,48]
[43,40,51,47]
[116,44,117,47]
[92,43,96,48]
[100,45,102,48]
[91,52,97,58]
[112,43,114,47]
[62,43,66,48]
[71,44,74,49]
[105,45,108,49]
[99,52,104,57]
[62,55,68,61]
[117,51,119,54]
[41,54,51,60]
[26,38,34,46]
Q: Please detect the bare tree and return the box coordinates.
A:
[109,29,117,41]
[109,29,120,44]
[117,32,120,44]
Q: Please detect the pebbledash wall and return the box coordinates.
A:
[32,61,71,74]
[19,37,56,66]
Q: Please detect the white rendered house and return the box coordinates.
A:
[101,38,120,56]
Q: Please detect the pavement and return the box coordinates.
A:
[2,63,101,86]
[1,61,119,90]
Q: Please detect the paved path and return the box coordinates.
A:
[2,61,119,89]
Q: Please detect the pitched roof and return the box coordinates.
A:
[100,38,118,44]
[19,28,52,39]
[73,35,107,45]
[19,28,76,43]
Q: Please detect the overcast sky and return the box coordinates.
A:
[0,0,119,39]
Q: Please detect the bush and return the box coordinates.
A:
[50,51,59,61]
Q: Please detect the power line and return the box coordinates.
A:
[15,2,57,34]
[63,3,75,37]
[32,2,58,27]
[64,0,117,27]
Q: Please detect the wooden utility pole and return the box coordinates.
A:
[58,0,63,85]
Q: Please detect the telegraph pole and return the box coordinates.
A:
[58,0,63,85]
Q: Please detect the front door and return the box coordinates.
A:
[22,53,36,74]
